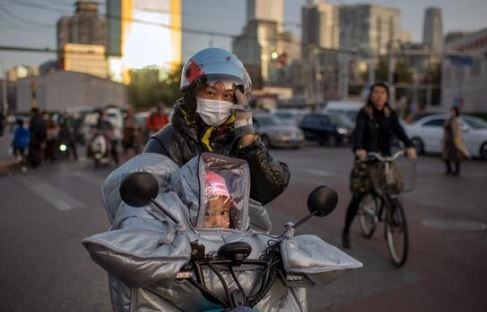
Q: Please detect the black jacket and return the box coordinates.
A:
[144,98,290,205]
[353,105,413,155]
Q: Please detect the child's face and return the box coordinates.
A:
[203,196,232,228]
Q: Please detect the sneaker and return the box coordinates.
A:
[342,233,351,249]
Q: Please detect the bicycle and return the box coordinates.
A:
[358,151,416,267]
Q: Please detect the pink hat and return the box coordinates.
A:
[205,171,230,198]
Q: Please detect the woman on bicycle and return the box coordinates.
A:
[342,82,417,248]
[144,48,289,206]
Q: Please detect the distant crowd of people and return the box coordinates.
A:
[0,103,171,171]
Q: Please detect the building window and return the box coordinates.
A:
[445,67,451,82]
[470,59,481,78]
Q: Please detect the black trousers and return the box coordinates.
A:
[343,193,365,235]
[445,160,460,175]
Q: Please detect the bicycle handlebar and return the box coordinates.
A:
[367,151,405,162]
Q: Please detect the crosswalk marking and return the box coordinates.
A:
[15,175,86,211]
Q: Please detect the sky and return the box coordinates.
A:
[0,0,486,75]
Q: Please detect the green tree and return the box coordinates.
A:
[128,65,182,111]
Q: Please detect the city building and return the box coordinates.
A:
[301,0,339,58]
[442,28,487,113]
[247,0,284,33]
[339,4,401,56]
[57,1,106,50]
[299,1,341,103]
[400,42,440,75]
[60,43,108,79]
[268,32,300,86]
[106,0,182,84]
[233,20,280,88]
[423,7,443,52]
[56,1,107,78]
[16,71,128,113]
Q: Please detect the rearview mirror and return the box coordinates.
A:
[119,172,180,224]
[307,186,338,217]
[292,185,338,230]
[120,172,159,207]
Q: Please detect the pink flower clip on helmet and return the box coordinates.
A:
[180,48,252,95]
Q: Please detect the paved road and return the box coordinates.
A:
[0,146,486,311]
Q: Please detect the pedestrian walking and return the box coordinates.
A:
[122,108,143,156]
[27,108,47,168]
[11,118,30,171]
[146,102,169,136]
[442,106,470,176]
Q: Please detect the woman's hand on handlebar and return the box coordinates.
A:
[355,149,367,161]
[406,147,417,160]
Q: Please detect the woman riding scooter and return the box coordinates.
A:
[144,48,289,207]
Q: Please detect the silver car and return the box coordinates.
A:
[253,114,305,148]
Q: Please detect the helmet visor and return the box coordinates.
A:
[195,74,245,94]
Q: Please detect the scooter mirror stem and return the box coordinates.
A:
[150,199,180,224]
[293,210,318,229]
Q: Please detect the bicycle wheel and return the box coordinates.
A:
[386,198,409,267]
[358,194,379,238]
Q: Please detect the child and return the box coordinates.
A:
[204,171,233,229]
[12,119,30,170]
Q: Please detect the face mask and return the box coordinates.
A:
[196,97,233,126]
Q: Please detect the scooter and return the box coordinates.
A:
[83,153,362,312]
[118,171,362,311]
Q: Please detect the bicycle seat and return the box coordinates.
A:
[217,242,252,265]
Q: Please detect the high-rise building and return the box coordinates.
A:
[106,0,182,84]
[233,20,280,88]
[56,1,106,51]
[247,0,284,33]
[339,4,401,55]
[56,1,107,78]
[301,0,339,57]
[423,7,443,51]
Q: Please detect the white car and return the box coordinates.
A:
[404,113,487,160]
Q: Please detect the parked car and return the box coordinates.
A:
[253,114,304,148]
[299,113,354,146]
[273,109,309,126]
[404,113,487,159]
[322,100,363,126]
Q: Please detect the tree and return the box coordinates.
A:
[128,65,182,111]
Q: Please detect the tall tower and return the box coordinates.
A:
[247,0,284,32]
[301,0,339,58]
[340,4,401,55]
[56,1,107,78]
[56,1,106,51]
[423,7,443,51]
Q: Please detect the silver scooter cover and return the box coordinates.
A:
[83,153,362,311]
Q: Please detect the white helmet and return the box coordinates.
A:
[180,48,252,94]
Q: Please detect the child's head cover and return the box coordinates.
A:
[204,171,233,228]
